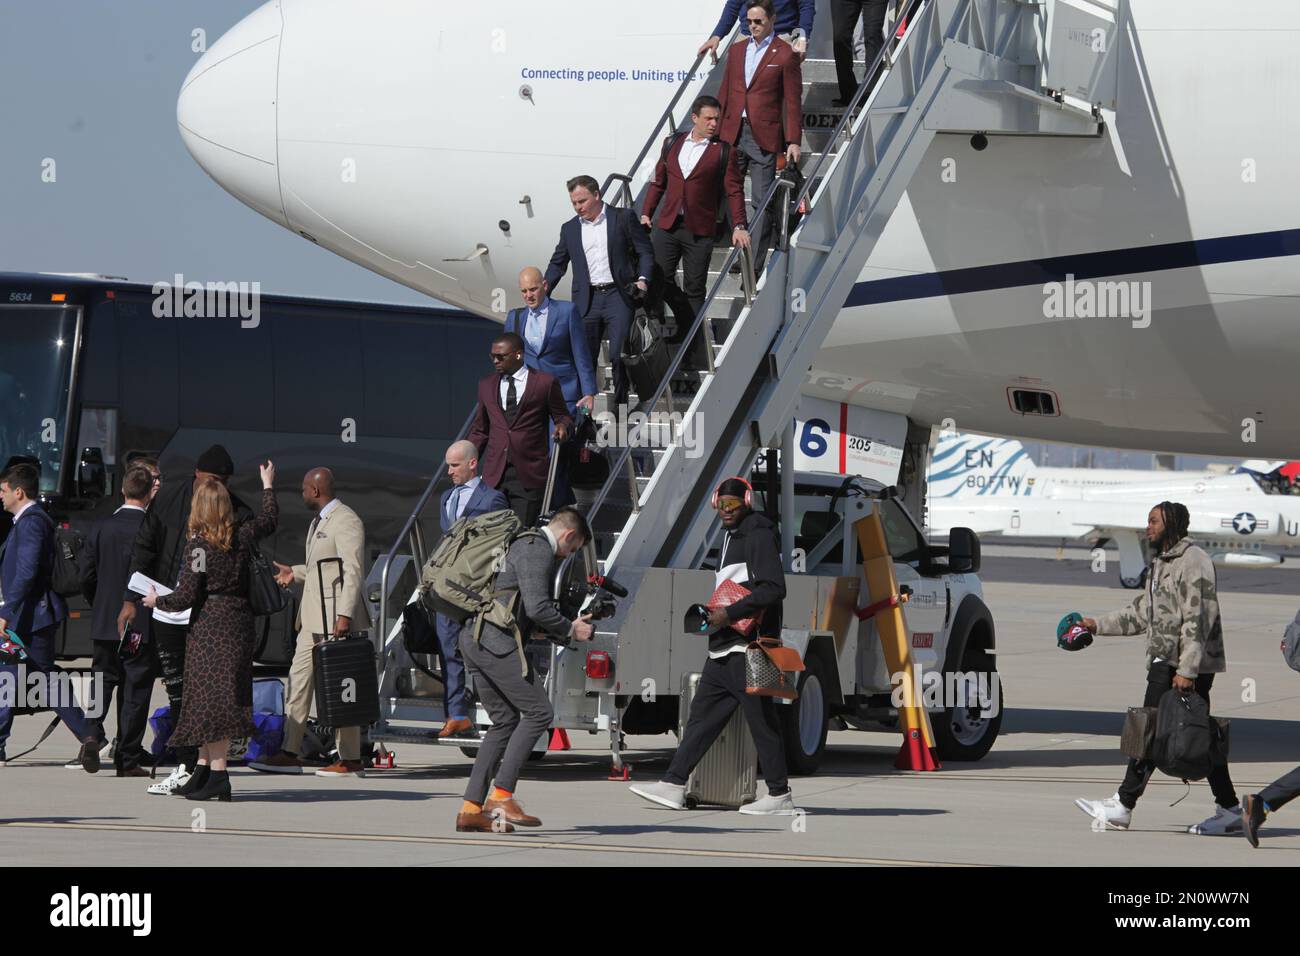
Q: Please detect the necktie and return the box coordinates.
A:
[503,373,518,424]
[448,485,464,521]
[306,515,320,561]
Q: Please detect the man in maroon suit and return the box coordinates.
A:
[468,332,573,525]
[717,0,803,275]
[641,95,750,356]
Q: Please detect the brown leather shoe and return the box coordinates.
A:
[456,811,514,833]
[315,760,366,778]
[79,737,101,774]
[116,766,150,778]
[483,796,541,827]
[249,751,305,774]
[438,719,475,739]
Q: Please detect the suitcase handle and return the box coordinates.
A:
[540,436,562,519]
[315,556,357,641]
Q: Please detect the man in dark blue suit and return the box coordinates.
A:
[0,463,99,770]
[544,175,654,411]
[507,266,598,508]
[435,440,510,738]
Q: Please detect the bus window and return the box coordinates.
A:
[271,307,362,434]
[177,314,273,430]
[0,305,79,493]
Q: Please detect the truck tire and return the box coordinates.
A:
[780,653,831,774]
[1120,567,1148,590]
[933,648,1002,761]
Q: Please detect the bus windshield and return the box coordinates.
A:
[0,305,79,494]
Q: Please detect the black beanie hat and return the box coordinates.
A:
[195,444,235,478]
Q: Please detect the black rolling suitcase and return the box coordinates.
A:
[621,309,670,405]
[310,557,380,727]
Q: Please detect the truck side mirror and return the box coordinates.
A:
[948,527,980,573]
[77,447,107,501]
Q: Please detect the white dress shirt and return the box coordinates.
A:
[524,299,549,355]
[580,205,615,285]
[675,133,713,218]
[742,33,774,120]
[498,364,530,410]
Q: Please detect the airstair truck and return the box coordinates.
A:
[369,0,1122,773]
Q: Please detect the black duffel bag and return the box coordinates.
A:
[1152,688,1229,781]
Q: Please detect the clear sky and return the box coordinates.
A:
[0,0,432,306]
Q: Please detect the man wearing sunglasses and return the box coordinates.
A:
[698,0,814,62]
[467,333,572,526]
[714,0,804,277]
[629,476,796,815]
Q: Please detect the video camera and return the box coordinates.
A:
[557,571,627,622]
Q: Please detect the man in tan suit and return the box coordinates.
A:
[251,467,370,778]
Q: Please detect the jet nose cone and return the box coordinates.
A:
[177,1,287,227]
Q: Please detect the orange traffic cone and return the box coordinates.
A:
[895,728,941,771]
[547,728,572,751]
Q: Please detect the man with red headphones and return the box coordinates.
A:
[629,476,797,814]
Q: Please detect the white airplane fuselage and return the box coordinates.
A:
[177,0,1300,459]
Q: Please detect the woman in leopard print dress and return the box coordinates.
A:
[146,461,278,800]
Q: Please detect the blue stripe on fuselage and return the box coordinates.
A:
[843,228,1300,308]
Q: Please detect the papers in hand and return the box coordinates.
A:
[128,572,190,626]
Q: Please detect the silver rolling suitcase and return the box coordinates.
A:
[680,672,758,809]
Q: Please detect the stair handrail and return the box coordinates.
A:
[598,23,741,209]
[584,0,934,562]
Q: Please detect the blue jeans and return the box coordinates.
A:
[0,624,93,752]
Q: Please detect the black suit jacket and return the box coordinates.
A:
[544,204,654,318]
[81,504,150,642]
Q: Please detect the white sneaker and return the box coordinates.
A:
[1188,805,1243,835]
[146,764,191,795]
[628,780,687,810]
[1074,793,1132,830]
[739,791,798,815]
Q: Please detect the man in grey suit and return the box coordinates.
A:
[455,507,594,833]
[435,440,509,739]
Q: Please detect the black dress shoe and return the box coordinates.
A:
[78,737,101,774]
[185,769,231,802]
[1243,793,1266,848]
[174,764,210,796]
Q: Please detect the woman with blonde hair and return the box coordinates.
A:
[144,461,278,801]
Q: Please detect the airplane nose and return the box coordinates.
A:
[176,1,287,227]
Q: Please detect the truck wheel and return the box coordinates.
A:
[1120,567,1148,589]
[780,653,830,775]
[933,649,1002,761]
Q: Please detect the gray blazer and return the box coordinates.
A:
[478,532,573,656]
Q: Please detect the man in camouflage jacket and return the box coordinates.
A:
[1073,502,1241,835]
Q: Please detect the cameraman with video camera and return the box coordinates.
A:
[455,507,595,834]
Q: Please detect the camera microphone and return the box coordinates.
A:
[588,574,628,598]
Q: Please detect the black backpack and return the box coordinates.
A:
[1151,689,1228,781]
[51,524,85,598]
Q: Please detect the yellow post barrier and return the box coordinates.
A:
[855,504,940,771]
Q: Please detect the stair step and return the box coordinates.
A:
[370,726,483,748]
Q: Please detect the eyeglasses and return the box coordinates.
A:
[489,353,511,362]
[716,498,745,514]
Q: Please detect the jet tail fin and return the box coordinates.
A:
[929,432,1037,499]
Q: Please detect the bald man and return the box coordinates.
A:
[255,468,370,777]
[505,267,596,509]
[436,441,510,736]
